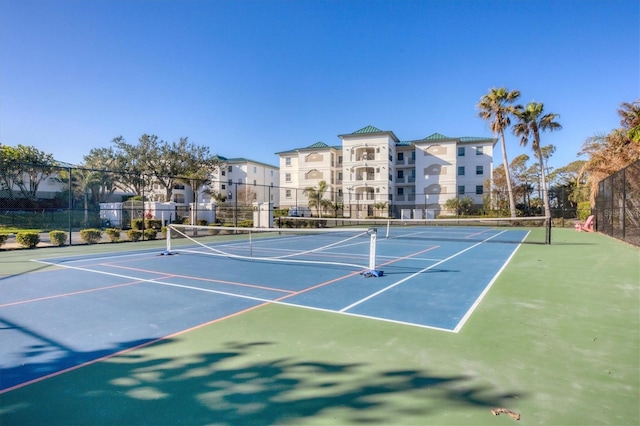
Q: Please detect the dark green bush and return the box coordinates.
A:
[131,219,144,230]
[49,230,68,246]
[16,232,40,249]
[577,202,591,221]
[144,228,157,240]
[145,219,162,230]
[105,228,121,242]
[126,229,142,242]
[197,219,208,226]
[238,220,253,227]
[0,234,9,248]
[79,229,102,244]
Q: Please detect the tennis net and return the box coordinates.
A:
[276,216,551,244]
[165,223,379,271]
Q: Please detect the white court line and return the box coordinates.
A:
[452,230,530,332]
[339,230,509,313]
[31,259,275,304]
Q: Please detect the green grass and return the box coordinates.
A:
[0,229,638,425]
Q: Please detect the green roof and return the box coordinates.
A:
[275,141,341,155]
[307,141,330,149]
[351,125,384,134]
[423,133,452,141]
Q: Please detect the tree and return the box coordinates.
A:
[109,135,220,201]
[618,100,640,142]
[445,196,474,216]
[304,180,331,217]
[58,168,104,226]
[477,87,520,218]
[512,102,562,218]
[579,100,640,203]
[486,165,510,214]
[0,144,57,205]
[510,154,532,208]
[82,147,121,203]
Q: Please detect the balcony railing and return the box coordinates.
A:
[355,173,375,181]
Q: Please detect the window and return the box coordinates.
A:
[476,185,483,195]
[227,166,232,172]
[397,187,404,195]
[285,157,291,166]
[476,146,483,155]
[285,173,291,182]
[458,147,465,156]
[221,184,226,190]
[397,170,404,179]
[338,155,343,164]
[457,185,465,195]
[458,166,465,176]
[253,180,256,186]
[285,189,291,198]
[476,165,483,175]
[270,170,274,176]
[398,152,404,161]
[221,170,226,176]
[253,166,257,173]
[338,172,343,181]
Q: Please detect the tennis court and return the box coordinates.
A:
[1,223,638,425]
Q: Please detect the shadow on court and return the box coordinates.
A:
[0,338,524,425]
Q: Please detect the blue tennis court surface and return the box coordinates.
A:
[1,226,528,392]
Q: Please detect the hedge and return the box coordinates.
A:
[79,228,102,244]
[16,232,40,249]
[49,230,68,246]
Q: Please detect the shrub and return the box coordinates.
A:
[105,228,121,242]
[144,228,157,240]
[126,229,142,242]
[79,228,102,244]
[145,219,162,230]
[197,219,208,226]
[16,232,40,249]
[577,202,591,221]
[49,230,68,246]
[238,220,253,227]
[0,234,8,248]
[131,219,144,230]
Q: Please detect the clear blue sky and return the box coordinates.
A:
[1,0,638,171]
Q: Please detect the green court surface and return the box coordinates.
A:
[0,229,638,425]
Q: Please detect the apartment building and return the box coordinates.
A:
[157,157,279,207]
[277,125,496,218]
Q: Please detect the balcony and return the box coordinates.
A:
[355,173,375,181]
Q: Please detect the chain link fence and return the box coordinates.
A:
[593,160,640,246]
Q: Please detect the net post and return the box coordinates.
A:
[161,224,174,255]
[369,227,377,270]
[361,228,383,278]
[545,217,552,245]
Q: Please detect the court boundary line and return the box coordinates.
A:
[452,230,529,332]
[339,230,509,316]
[0,279,149,308]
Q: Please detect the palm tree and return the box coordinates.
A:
[512,102,562,219]
[303,180,330,217]
[477,87,520,217]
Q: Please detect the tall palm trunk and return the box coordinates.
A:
[535,142,551,218]
[499,131,518,217]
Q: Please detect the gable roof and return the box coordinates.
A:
[352,125,384,134]
[275,141,341,155]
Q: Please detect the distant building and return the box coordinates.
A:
[205,157,279,206]
[277,125,496,218]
